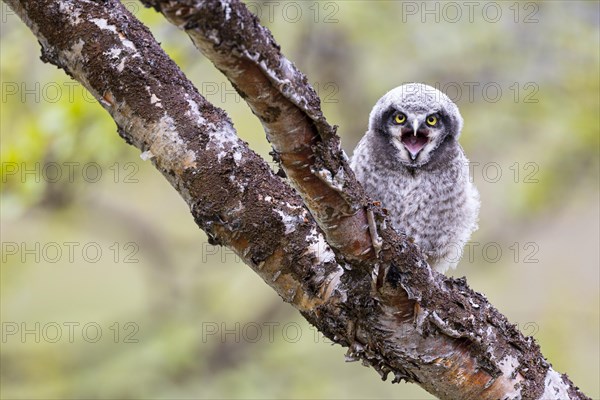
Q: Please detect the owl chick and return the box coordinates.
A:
[351,83,480,273]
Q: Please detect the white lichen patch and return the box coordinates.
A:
[497,354,523,398]
[106,47,122,59]
[184,94,207,126]
[497,354,519,374]
[59,2,82,24]
[91,18,117,34]
[228,174,245,193]
[541,368,570,400]
[150,93,162,108]
[183,94,244,164]
[104,47,129,72]
[120,36,136,51]
[207,123,240,162]
[91,18,142,74]
[116,58,127,72]
[305,227,336,264]
[221,0,233,21]
[92,18,139,55]
[232,149,243,165]
[275,209,298,235]
[269,200,305,235]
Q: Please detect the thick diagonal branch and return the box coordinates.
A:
[5,0,590,399]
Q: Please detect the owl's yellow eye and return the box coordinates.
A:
[394,113,406,124]
[426,115,438,126]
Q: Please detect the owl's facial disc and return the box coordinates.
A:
[385,110,445,166]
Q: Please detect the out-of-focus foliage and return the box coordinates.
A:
[1,1,598,399]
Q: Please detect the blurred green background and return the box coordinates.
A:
[1,1,598,399]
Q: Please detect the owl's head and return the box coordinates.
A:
[368,83,463,167]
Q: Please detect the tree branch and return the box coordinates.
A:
[3,0,346,313]
[4,0,590,399]
[142,0,375,263]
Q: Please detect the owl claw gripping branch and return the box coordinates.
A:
[351,83,480,273]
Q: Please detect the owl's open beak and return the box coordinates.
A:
[401,124,429,160]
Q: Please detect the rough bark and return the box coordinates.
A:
[143,0,375,264]
[3,1,590,399]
